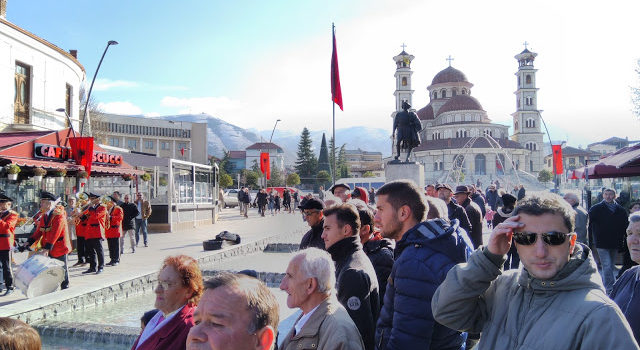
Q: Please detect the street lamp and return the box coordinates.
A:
[266,119,281,188]
[56,108,76,137]
[81,40,118,136]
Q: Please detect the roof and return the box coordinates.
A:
[437,95,484,115]
[588,137,628,147]
[345,149,382,155]
[548,146,599,157]
[246,142,283,152]
[414,137,524,151]
[417,104,434,120]
[0,131,51,149]
[228,151,246,159]
[431,66,468,85]
[0,18,84,72]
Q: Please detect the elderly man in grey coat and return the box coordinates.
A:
[564,193,588,245]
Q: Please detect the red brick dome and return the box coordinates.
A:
[431,66,468,85]
[437,95,484,115]
[417,104,434,120]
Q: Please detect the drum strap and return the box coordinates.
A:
[0,234,10,238]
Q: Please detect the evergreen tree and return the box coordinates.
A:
[269,160,285,186]
[221,151,234,174]
[337,145,349,178]
[318,133,331,177]
[295,127,318,183]
[329,136,336,177]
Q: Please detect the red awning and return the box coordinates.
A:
[1,156,81,171]
[91,164,145,176]
[571,144,640,179]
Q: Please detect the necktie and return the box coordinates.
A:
[158,314,165,324]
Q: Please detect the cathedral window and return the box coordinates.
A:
[461,88,467,95]
[526,75,532,84]
[433,91,437,99]
[434,162,439,171]
[441,89,447,98]
[452,88,457,96]
[402,77,407,86]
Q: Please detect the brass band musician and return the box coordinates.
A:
[0,194,18,296]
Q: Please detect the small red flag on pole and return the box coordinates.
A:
[331,26,343,111]
[551,144,563,175]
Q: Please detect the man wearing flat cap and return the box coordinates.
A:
[437,184,472,235]
[105,196,123,266]
[0,194,18,295]
[330,184,351,203]
[28,191,72,290]
[299,198,327,250]
[453,185,483,249]
[81,193,108,274]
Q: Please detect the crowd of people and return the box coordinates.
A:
[2,179,640,350]
[0,190,152,295]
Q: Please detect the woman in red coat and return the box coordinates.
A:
[131,255,203,350]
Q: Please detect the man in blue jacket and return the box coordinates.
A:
[373,180,472,350]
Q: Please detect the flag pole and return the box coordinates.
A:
[332,22,336,187]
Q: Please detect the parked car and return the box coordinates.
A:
[223,189,240,208]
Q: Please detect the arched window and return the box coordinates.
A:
[526,75,532,84]
[441,89,447,98]
[402,77,407,86]
[434,162,439,171]
[475,154,486,175]
[461,88,467,95]
[433,91,437,99]
[452,88,457,96]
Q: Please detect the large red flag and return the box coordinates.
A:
[69,137,94,177]
[331,27,343,111]
[260,152,271,180]
[551,144,563,175]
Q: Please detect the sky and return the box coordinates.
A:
[7,0,640,147]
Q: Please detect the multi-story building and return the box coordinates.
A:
[245,142,284,171]
[0,1,85,134]
[345,148,384,177]
[544,146,600,172]
[588,137,631,156]
[93,113,208,165]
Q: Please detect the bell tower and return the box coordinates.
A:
[393,44,414,111]
[511,42,544,174]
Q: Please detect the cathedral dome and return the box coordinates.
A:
[437,95,484,115]
[431,66,468,85]
[417,104,434,120]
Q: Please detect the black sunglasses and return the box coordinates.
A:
[512,231,572,246]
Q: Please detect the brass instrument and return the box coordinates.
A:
[73,194,111,225]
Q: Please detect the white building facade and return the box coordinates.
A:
[0,5,85,133]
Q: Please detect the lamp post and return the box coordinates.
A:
[81,40,118,136]
[56,108,76,137]
[266,119,281,188]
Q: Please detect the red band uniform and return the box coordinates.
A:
[105,198,123,266]
[81,193,108,274]
[0,194,18,295]
[28,191,72,290]
[74,204,89,266]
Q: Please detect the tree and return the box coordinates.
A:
[329,136,336,177]
[537,169,553,183]
[317,170,331,186]
[295,127,318,183]
[241,169,260,189]
[337,144,349,178]
[268,161,285,187]
[79,86,106,141]
[287,173,301,186]
[362,171,375,178]
[318,133,332,177]
[220,151,234,175]
[219,173,233,188]
[251,159,260,173]
[633,59,640,119]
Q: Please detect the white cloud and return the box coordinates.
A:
[144,112,161,117]
[97,101,143,115]
[160,96,243,116]
[94,79,140,91]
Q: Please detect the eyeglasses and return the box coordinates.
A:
[157,280,179,290]
[512,231,573,246]
[303,210,320,217]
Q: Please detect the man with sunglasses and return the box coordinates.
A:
[432,192,639,349]
[299,198,326,250]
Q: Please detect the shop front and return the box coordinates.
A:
[0,128,144,236]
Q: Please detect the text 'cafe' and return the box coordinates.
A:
[0,128,143,220]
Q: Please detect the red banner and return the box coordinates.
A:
[331,27,343,111]
[260,152,270,180]
[552,144,563,175]
[69,137,94,177]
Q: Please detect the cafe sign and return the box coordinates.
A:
[34,143,123,165]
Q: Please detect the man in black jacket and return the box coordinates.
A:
[470,185,487,218]
[437,183,472,235]
[321,203,379,350]
[299,198,326,250]
[120,194,139,254]
[589,187,629,293]
[453,185,483,249]
[256,188,268,217]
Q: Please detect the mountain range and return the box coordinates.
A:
[153,113,392,165]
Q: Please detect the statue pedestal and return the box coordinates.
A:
[385,161,424,188]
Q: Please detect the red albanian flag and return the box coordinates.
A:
[331,27,343,111]
[69,137,94,177]
[552,144,563,175]
[260,152,271,180]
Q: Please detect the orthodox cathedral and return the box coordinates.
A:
[392,46,544,184]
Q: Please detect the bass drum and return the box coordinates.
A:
[15,254,65,298]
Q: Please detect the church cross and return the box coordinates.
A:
[523,41,529,50]
[401,43,407,51]
[446,55,454,67]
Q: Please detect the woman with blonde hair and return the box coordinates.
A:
[0,317,41,350]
